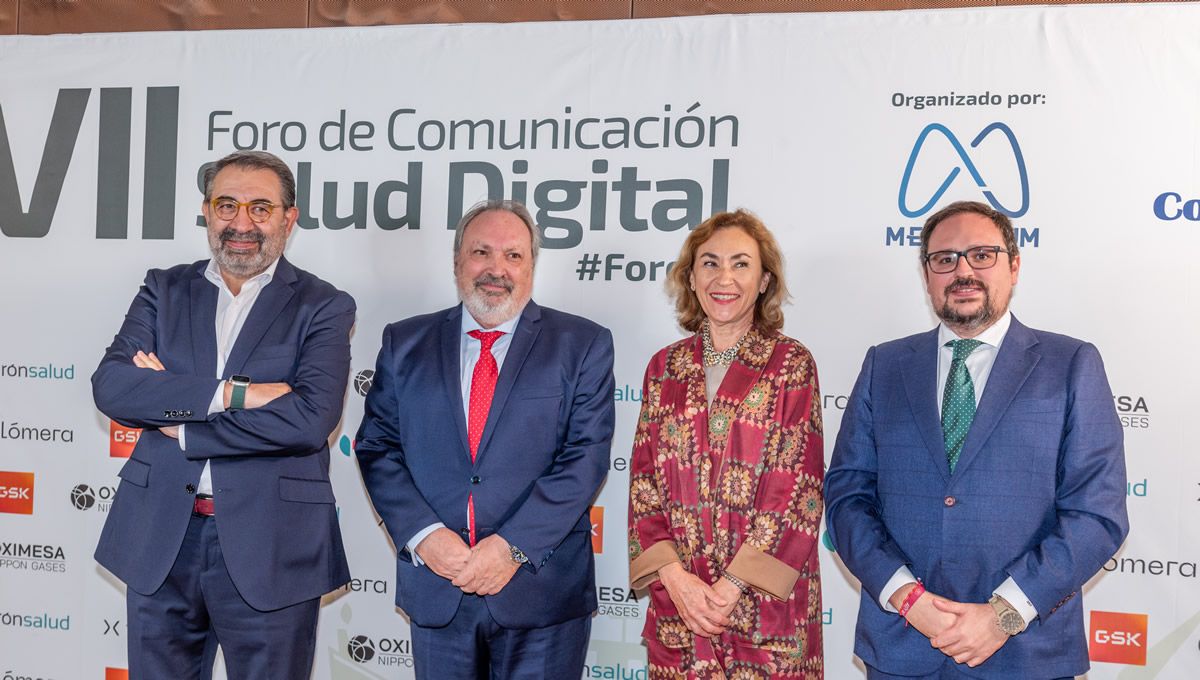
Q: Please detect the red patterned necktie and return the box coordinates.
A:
[466,330,503,546]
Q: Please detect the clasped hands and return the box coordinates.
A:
[657,562,743,638]
[132,350,291,439]
[890,582,1010,668]
[416,528,521,596]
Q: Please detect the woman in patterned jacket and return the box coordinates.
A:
[629,209,824,679]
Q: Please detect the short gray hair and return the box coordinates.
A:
[452,199,540,263]
[203,150,296,210]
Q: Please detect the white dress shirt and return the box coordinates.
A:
[880,311,1039,625]
[178,258,280,496]
[405,304,524,563]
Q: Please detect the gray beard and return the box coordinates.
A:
[209,228,282,279]
[460,286,527,327]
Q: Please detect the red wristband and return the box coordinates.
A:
[898,582,925,624]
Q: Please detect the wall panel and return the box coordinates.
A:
[0,0,15,34]
[311,0,631,26]
[17,0,308,35]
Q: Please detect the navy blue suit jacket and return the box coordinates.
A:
[825,317,1128,678]
[92,257,354,611]
[355,301,614,629]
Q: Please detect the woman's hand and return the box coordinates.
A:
[658,562,731,638]
[712,576,743,620]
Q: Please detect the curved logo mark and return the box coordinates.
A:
[347,634,375,662]
[70,483,95,510]
[899,122,1029,218]
[353,369,374,397]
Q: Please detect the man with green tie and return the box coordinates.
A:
[825,200,1128,679]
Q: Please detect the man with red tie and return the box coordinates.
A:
[355,199,615,679]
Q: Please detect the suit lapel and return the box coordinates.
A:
[900,329,951,484]
[952,317,1040,478]
[440,305,471,459]
[475,302,542,464]
[188,263,218,379]
[223,258,296,379]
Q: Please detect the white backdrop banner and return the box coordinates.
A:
[1,4,1197,678]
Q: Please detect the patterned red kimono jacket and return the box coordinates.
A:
[629,327,824,679]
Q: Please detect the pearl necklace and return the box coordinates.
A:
[702,321,746,367]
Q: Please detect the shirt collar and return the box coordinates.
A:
[938,310,1012,350]
[461,304,523,337]
[204,257,280,295]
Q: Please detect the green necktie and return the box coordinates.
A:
[942,339,983,472]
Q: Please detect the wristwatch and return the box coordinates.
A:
[228,375,251,410]
[509,544,529,565]
[988,594,1027,636]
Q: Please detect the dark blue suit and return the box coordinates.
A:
[92,257,354,677]
[825,317,1128,679]
[355,301,613,655]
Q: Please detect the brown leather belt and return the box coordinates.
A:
[193,495,215,516]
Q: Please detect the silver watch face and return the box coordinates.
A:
[999,610,1023,635]
[509,546,528,564]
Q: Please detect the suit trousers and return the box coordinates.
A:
[126,513,320,680]
[866,663,1073,680]
[410,593,591,680]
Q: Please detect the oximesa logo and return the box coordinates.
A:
[70,482,116,512]
[346,633,413,667]
[898,122,1029,218]
[1114,394,1151,429]
[109,421,141,457]
[0,470,35,514]
[1089,610,1148,665]
[597,583,641,618]
[0,541,67,574]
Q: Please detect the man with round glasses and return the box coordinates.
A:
[92,150,355,679]
[826,200,1128,679]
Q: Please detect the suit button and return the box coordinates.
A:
[470,475,481,484]
[185,484,196,494]
[944,496,956,507]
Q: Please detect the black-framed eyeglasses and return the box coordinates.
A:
[923,246,1009,274]
[209,198,279,224]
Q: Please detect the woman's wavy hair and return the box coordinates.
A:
[667,209,790,333]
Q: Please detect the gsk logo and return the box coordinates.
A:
[1089,610,1148,666]
[0,470,35,514]
[898,122,1030,218]
[590,506,604,554]
[105,668,129,680]
[109,421,141,458]
[0,87,180,239]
